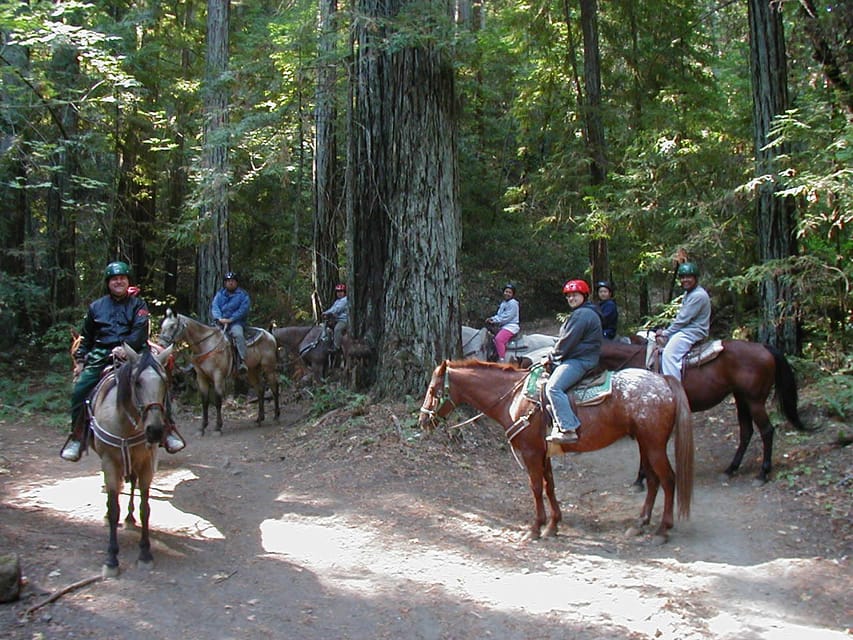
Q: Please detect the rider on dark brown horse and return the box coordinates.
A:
[61,261,185,462]
[654,262,711,380]
[211,271,251,373]
[544,279,603,445]
[322,283,348,354]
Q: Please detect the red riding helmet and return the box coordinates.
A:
[562,279,590,296]
[335,283,347,293]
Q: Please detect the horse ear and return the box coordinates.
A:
[155,344,174,364]
[124,342,140,363]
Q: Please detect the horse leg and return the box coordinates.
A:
[724,395,755,478]
[541,456,562,538]
[268,367,280,420]
[103,488,121,578]
[214,390,224,433]
[137,478,154,569]
[248,369,264,423]
[125,474,137,527]
[645,444,676,543]
[749,402,775,484]
[631,465,646,493]
[198,381,210,436]
[520,450,547,541]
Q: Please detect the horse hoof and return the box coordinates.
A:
[651,533,669,546]
[197,429,206,437]
[624,525,644,538]
[521,530,540,543]
[137,559,154,571]
[752,476,768,487]
[542,526,558,539]
[102,564,120,579]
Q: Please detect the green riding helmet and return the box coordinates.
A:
[104,261,131,280]
[677,262,700,277]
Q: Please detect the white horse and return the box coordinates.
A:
[461,325,557,362]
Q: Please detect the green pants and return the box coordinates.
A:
[70,348,112,426]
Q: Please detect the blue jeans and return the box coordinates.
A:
[227,323,247,360]
[545,358,597,431]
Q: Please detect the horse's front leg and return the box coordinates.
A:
[541,456,562,538]
[137,479,153,569]
[248,370,264,423]
[103,488,121,578]
[520,449,547,541]
[198,380,210,436]
[270,370,280,421]
[214,390,224,433]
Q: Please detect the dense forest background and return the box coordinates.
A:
[0,0,850,396]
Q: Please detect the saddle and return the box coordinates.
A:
[644,339,724,372]
[523,366,614,432]
[298,323,333,357]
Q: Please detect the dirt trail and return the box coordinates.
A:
[0,394,850,640]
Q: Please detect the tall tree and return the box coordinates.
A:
[349,0,461,395]
[197,0,231,320]
[748,0,799,352]
[313,0,342,312]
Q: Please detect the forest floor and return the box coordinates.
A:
[0,359,851,640]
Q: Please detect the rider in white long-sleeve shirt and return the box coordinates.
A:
[655,262,711,380]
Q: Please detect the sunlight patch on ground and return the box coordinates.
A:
[15,468,223,540]
[259,507,849,640]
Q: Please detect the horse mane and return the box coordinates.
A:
[116,349,160,410]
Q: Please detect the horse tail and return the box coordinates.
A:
[666,375,694,520]
[765,345,810,432]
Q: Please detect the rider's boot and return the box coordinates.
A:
[237,354,248,374]
[60,414,87,462]
[163,420,186,454]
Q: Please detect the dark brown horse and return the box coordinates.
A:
[89,344,173,576]
[599,338,806,483]
[158,311,280,434]
[419,361,693,543]
[271,324,332,382]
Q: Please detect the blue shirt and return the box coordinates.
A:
[211,287,251,326]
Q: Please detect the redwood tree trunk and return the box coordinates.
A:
[748,0,799,352]
[349,0,461,395]
[197,0,231,321]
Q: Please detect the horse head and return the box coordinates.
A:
[119,344,173,444]
[158,308,185,348]
[419,360,455,430]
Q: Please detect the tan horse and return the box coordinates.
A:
[158,310,279,435]
[89,344,173,576]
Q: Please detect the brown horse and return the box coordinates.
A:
[418,361,693,543]
[89,344,173,576]
[158,310,279,434]
[271,324,331,382]
[599,338,806,483]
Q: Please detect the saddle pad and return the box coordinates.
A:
[524,368,613,406]
[245,326,264,346]
[685,339,724,368]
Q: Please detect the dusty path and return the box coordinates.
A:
[1,394,850,640]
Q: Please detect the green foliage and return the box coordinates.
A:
[0,368,67,427]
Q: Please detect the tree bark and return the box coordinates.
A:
[197,0,231,321]
[313,0,343,312]
[748,0,799,352]
[349,0,461,395]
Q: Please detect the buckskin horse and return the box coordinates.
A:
[158,310,280,434]
[599,338,807,483]
[88,344,173,576]
[419,360,693,543]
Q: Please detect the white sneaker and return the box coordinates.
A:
[165,432,186,453]
[61,440,82,462]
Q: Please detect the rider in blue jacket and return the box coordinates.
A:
[211,271,251,373]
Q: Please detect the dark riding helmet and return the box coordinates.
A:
[104,261,131,281]
[335,283,347,293]
[595,280,614,293]
[502,283,516,293]
[677,262,700,278]
[224,271,238,282]
[562,279,590,296]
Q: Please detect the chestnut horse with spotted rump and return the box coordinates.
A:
[419,361,694,543]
